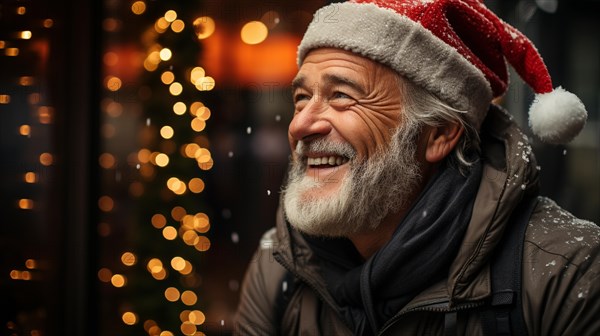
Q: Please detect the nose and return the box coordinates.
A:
[288,99,332,142]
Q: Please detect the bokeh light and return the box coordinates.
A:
[240,21,268,45]
[193,17,215,39]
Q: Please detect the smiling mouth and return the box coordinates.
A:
[306,155,349,168]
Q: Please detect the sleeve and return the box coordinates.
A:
[522,199,600,336]
[234,228,288,336]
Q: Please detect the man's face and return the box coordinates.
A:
[283,48,423,237]
[288,48,405,198]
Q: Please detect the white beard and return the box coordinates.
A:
[282,122,422,237]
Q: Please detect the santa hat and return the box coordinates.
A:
[297,0,587,144]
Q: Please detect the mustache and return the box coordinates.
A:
[295,138,357,160]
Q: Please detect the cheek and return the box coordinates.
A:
[339,107,400,156]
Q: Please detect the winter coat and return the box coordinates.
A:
[234,105,600,335]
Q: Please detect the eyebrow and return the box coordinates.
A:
[291,75,305,92]
[323,74,366,96]
[291,73,366,96]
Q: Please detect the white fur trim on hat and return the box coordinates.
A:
[528,87,588,144]
[297,2,493,130]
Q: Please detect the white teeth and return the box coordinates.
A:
[307,155,348,167]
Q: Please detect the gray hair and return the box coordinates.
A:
[397,76,481,173]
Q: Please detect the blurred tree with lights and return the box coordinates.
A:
[98,2,217,335]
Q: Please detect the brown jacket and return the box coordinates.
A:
[235,106,600,335]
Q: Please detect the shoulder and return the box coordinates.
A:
[522,197,600,335]
[526,197,599,267]
[234,227,288,336]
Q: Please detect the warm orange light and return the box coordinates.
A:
[171,206,186,221]
[160,126,174,139]
[0,95,10,104]
[138,148,151,163]
[121,252,137,266]
[160,48,172,61]
[24,172,37,183]
[169,82,182,96]
[103,51,118,66]
[164,287,180,301]
[171,19,185,33]
[173,102,186,115]
[193,213,210,233]
[181,291,197,306]
[18,199,34,210]
[189,310,206,325]
[194,76,215,91]
[98,268,112,282]
[180,261,193,275]
[163,226,178,240]
[151,214,167,229]
[25,259,37,269]
[180,322,196,336]
[188,178,205,193]
[6,48,19,56]
[98,196,114,212]
[38,106,53,124]
[189,102,204,116]
[122,312,137,325]
[171,256,186,271]
[241,21,268,45]
[151,268,167,280]
[39,152,53,166]
[193,17,215,39]
[17,6,26,15]
[182,230,198,246]
[106,76,122,91]
[155,17,169,33]
[199,159,214,171]
[195,148,211,163]
[161,71,175,85]
[43,19,54,28]
[19,76,33,85]
[155,153,169,167]
[195,236,211,252]
[190,118,206,132]
[164,10,177,22]
[196,107,211,121]
[147,258,163,273]
[103,18,120,32]
[190,67,205,85]
[99,153,116,169]
[105,100,123,117]
[19,31,32,40]
[183,143,200,158]
[111,274,126,287]
[131,1,146,15]
[19,125,30,136]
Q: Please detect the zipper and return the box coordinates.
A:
[377,299,484,335]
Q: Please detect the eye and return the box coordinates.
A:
[293,93,311,111]
[332,91,352,100]
[293,93,310,103]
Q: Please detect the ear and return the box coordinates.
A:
[424,122,464,163]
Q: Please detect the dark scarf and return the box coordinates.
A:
[304,160,482,335]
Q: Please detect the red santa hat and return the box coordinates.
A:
[297,0,587,144]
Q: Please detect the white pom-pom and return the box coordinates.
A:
[528,87,587,144]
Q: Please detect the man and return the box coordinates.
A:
[235,0,599,335]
